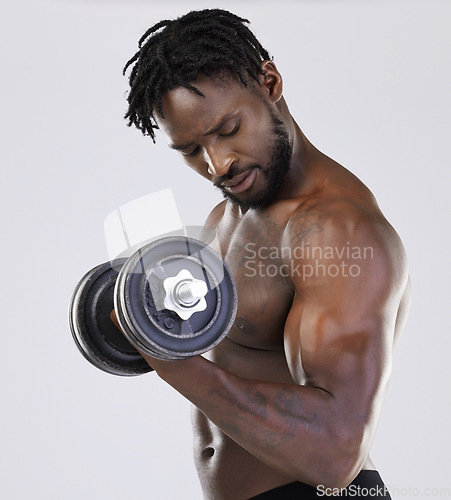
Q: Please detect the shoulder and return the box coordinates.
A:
[205,200,228,225]
[281,196,409,295]
[200,200,227,243]
[283,196,400,252]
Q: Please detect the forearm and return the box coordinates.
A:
[146,354,362,487]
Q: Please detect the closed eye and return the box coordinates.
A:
[219,123,240,137]
[182,122,239,157]
[183,146,200,157]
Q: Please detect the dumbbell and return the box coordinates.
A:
[69,236,237,376]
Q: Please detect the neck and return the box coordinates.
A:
[274,106,317,202]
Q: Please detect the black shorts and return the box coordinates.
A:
[248,470,392,499]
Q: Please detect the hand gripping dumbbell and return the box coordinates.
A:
[69,236,237,376]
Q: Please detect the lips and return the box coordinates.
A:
[221,169,257,194]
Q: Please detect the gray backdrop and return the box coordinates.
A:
[1,0,450,499]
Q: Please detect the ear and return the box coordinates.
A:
[259,60,283,103]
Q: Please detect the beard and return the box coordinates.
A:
[214,110,293,210]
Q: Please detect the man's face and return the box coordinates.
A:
[156,75,292,210]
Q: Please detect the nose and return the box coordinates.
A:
[205,148,237,177]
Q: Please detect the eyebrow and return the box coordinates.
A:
[169,110,236,151]
[169,141,194,151]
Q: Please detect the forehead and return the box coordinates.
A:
[156,75,260,140]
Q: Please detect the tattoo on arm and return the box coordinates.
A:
[288,211,323,247]
[207,381,269,420]
[275,387,321,433]
[189,383,323,451]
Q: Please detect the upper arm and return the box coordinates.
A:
[282,202,409,430]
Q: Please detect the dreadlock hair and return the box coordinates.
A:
[123,9,271,142]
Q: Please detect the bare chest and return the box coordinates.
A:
[210,212,294,352]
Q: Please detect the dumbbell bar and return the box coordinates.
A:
[70,237,237,376]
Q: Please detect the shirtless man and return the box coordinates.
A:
[122,9,410,499]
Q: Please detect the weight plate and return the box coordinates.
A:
[115,237,237,360]
[69,260,153,376]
